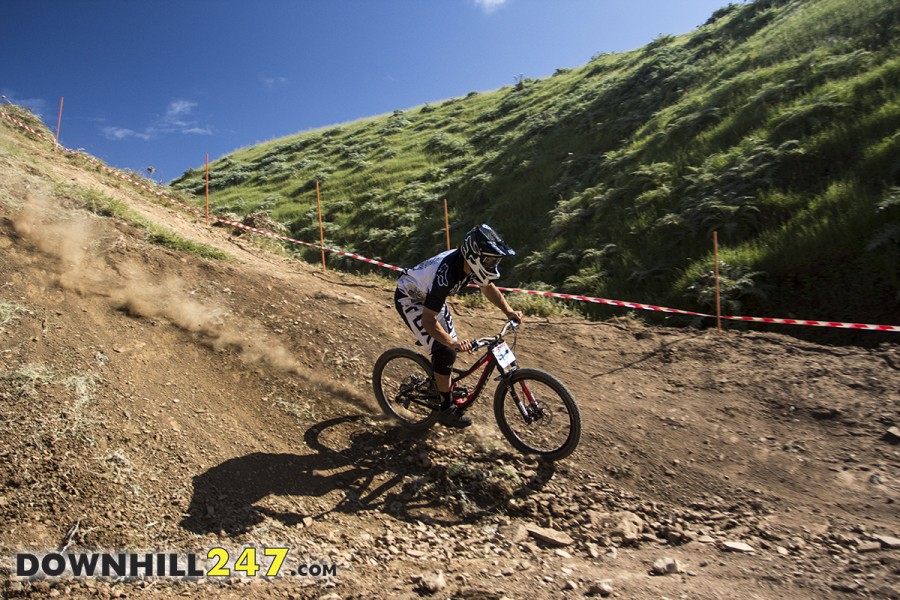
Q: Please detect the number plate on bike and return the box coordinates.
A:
[492,342,516,369]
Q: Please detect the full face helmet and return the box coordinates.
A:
[460,224,516,286]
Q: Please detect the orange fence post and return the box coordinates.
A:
[55,97,64,146]
[316,180,326,271]
[443,198,450,250]
[713,231,722,332]
[205,154,210,227]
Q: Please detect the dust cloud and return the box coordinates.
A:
[11,193,370,408]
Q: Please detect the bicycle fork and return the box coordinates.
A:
[508,379,543,424]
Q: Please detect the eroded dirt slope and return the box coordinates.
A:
[0,120,898,599]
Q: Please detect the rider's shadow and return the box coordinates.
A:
[180,416,406,535]
[180,415,556,536]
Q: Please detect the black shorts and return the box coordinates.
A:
[394,289,458,354]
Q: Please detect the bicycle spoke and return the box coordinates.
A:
[494,369,581,460]
[509,381,564,447]
[374,350,440,429]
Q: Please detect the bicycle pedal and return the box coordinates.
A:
[452,386,469,399]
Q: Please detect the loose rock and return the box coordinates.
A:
[416,572,446,595]
[524,523,574,547]
[722,541,755,553]
[498,523,529,544]
[587,580,614,597]
[873,534,900,549]
[857,541,881,553]
[651,557,682,575]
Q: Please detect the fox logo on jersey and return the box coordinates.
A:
[436,263,449,288]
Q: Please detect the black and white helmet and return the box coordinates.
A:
[460,224,515,286]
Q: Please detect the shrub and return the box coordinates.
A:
[686,261,769,315]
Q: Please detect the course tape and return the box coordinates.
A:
[3,110,898,333]
[493,287,900,332]
[210,217,406,272]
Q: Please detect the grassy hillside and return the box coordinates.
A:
[171,0,900,327]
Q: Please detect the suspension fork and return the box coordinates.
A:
[502,372,539,424]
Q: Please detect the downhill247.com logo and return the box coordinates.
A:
[16,548,337,579]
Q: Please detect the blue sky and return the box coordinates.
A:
[3,0,730,183]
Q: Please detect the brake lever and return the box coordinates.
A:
[500,320,520,337]
[469,336,495,352]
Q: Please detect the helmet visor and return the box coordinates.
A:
[482,255,502,270]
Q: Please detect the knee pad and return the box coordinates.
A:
[431,345,457,376]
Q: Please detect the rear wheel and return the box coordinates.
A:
[373,348,441,430]
[494,368,581,461]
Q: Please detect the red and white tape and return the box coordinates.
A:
[3,110,898,333]
[211,216,406,272]
[493,287,900,332]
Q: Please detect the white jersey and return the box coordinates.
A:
[396,249,474,312]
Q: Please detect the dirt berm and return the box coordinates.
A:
[0,118,898,598]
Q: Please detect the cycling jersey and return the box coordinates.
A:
[396,249,474,312]
[395,249,475,353]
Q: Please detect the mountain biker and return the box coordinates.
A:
[394,224,524,428]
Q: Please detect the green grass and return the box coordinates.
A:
[166,0,899,327]
[0,103,55,140]
[58,183,230,260]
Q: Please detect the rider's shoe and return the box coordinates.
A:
[438,406,472,429]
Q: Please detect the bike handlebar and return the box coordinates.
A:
[469,319,520,352]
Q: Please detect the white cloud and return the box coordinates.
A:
[102,99,212,141]
[473,0,508,14]
[101,126,132,140]
[261,76,288,90]
[165,100,197,118]
[181,127,213,136]
[101,126,151,141]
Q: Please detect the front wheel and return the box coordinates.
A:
[494,368,581,461]
[372,348,441,430]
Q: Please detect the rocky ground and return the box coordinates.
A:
[0,115,898,599]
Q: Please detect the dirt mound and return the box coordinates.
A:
[0,119,898,599]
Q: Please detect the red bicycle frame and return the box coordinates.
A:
[449,343,518,410]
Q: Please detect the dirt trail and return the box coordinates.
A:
[0,121,898,599]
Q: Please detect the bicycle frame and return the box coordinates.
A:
[449,350,503,409]
[449,321,521,411]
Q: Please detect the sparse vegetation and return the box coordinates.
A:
[398,455,525,518]
[0,103,55,140]
[7,362,56,389]
[272,396,316,421]
[3,366,104,435]
[63,374,101,419]
[58,183,230,260]
[503,281,579,318]
[0,301,27,325]
[452,290,488,311]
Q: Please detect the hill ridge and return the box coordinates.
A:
[170,0,900,330]
[2,57,900,599]
[9,107,898,340]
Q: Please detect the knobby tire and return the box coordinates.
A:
[493,368,581,461]
[372,347,440,430]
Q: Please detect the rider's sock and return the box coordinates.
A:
[439,391,453,410]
